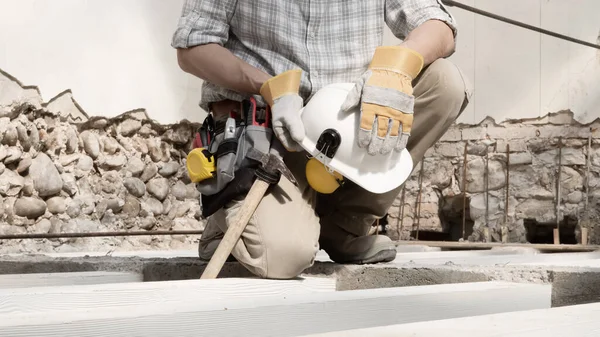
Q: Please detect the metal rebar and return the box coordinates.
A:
[0,230,204,240]
[461,142,468,240]
[485,149,489,234]
[556,137,563,241]
[441,0,600,50]
[398,185,406,240]
[584,133,592,218]
[504,144,510,224]
[415,159,425,240]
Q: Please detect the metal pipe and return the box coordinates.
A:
[0,230,204,240]
[398,185,406,240]
[485,148,489,236]
[584,133,592,217]
[555,137,563,242]
[504,144,510,224]
[461,142,468,240]
[441,0,600,50]
[415,159,425,240]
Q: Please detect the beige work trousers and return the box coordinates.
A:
[201,58,472,279]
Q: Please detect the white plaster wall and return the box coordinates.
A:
[0,0,204,125]
[0,0,598,125]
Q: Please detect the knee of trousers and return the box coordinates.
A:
[421,58,470,112]
[259,235,319,279]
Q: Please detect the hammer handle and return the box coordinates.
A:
[200,178,270,279]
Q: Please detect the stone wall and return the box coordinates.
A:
[386,113,600,245]
[0,70,203,254]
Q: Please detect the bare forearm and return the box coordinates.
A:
[400,20,455,66]
[177,44,272,95]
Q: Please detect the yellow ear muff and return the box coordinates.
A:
[305,157,343,194]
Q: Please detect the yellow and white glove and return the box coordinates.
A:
[259,69,305,152]
[341,46,424,155]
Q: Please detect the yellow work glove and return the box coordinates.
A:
[340,46,424,155]
[260,69,305,152]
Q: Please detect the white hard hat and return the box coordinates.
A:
[298,82,414,194]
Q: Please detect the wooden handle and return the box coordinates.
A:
[200,179,270,279]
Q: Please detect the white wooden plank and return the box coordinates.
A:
[517,258,600,268]
[0,276,336,315]
[0,271,142,289]
[0,281,551,337]
[301,302,600,337]
[391,249,524,262]
[392,252,600,266]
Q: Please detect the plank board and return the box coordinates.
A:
[301,302,600,337]
[0,276,336,315]
[395,241,600,252]
[0,281,551,337]
[0,271,142,289]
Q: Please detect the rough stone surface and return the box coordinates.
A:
[124,177,146,197]
[14,197,47,219]
[80,130,100,159]
[0,73,207,253]
[140,162,158,182]
[29,153,63,197]
[147,178,169,201]
[46,197,67,214]
[385,110,600,245]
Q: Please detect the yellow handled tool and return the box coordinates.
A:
[186,148,216,183]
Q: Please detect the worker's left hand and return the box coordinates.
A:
[340,46,424,156]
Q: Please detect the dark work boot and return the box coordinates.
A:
[319,221,397,264]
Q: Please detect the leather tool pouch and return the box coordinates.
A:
[196,98,274,218]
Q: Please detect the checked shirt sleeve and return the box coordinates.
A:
[171,0,237,49]
[385,0,457,40]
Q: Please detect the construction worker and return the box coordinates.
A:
[172,0,472,279]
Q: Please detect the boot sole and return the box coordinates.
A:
[355,248,397,264]
[329,248,397,265]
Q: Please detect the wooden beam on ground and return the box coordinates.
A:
[391,252,600,267]
[391,249,529,263]
[0,277,336,315]
[0,271,142,289]
[318,249,533,264]
[0,282,551,337]
[300,302,600,337]
[394,240,600,252]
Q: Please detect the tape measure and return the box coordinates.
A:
[186,148,216,183]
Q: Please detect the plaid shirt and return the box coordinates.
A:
[172,0,457,111]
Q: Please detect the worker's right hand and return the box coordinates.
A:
[260,69,305,152]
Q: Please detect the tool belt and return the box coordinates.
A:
[187,98,279,218]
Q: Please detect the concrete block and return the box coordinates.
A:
[0,282,551,337]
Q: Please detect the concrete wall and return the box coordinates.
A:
[1,0,598,125]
